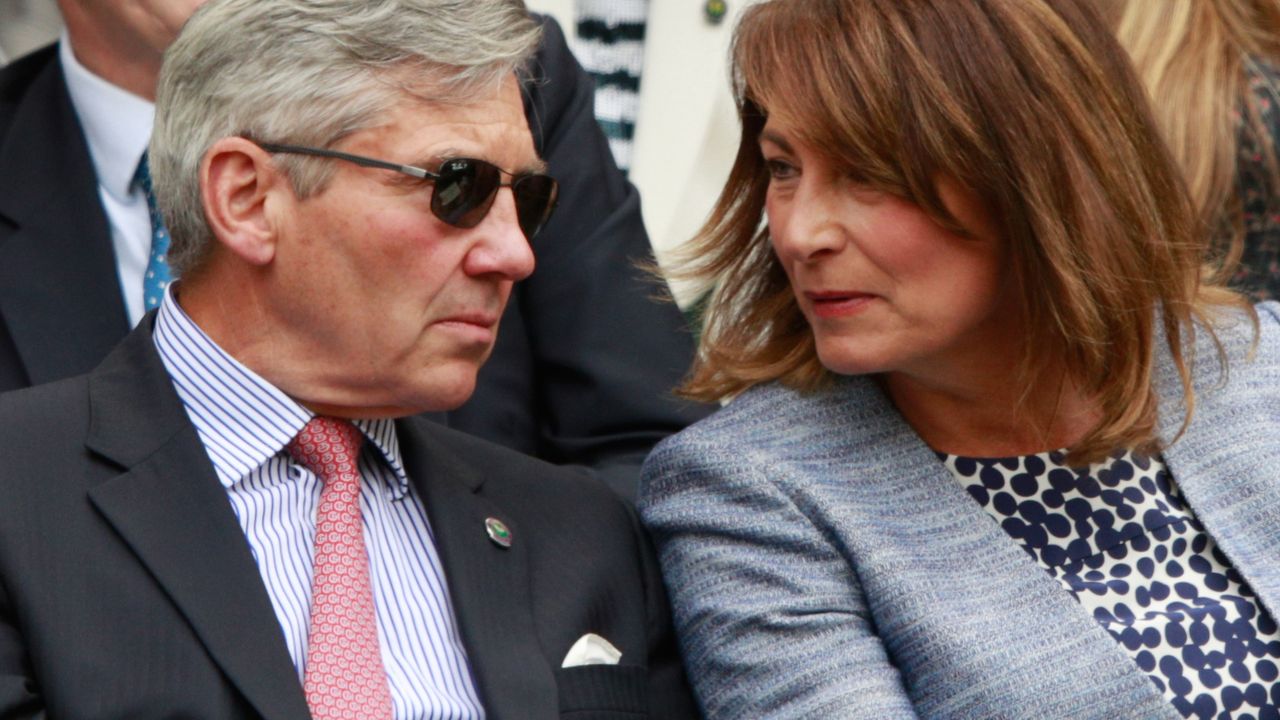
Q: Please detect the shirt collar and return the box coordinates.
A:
[59,33,155,203]
[152,285,411,497]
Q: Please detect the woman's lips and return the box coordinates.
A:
[804,291,877,318]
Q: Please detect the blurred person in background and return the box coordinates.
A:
[0,0,61,63]
[1105,0,1280,301]
[641,0,1280,717]
[525,0,754,288]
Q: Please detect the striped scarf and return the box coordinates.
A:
[575,0,648,173]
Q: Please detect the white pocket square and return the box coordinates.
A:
[560,632,622,668]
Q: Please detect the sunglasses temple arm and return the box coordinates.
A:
[255,142,434,180]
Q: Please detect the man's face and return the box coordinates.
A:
[264,75,538,418]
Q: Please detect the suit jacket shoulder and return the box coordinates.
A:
[0,370,93,478]
[0,45,58,132]
[641,374,905,507]
[0,323,304,719]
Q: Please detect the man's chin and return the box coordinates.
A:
[296,368,480,419]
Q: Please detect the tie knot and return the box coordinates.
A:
[287,416,364,483]
[134,152,153,195]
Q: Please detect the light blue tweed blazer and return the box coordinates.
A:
[640,302,1280,719]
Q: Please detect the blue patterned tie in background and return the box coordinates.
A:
[134,152,173,310]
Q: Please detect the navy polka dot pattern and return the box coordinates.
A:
[941,450,1280,720]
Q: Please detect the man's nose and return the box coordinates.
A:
[465,188,536,281]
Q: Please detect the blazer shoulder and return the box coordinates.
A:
[0,373,92,470]
[0,373,90,423]
[1177,302,1280,399]
[0,45,59,128]
[640,374,921,520]
[401,414,629,514]
[1250,301,1280,370]
[649,377,883,459]
[641,381,845,500]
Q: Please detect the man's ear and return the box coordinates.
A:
[200,137,288,266]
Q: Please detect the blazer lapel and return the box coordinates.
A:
[830,379,1177,718]
[1156,321,1280,624]
[0,47,129,386]
[82,324,309,720]
[398,419,558,720]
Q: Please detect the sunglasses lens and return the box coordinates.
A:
[430,158,558,237]
[513,175,559,238]
[432,159,500,228]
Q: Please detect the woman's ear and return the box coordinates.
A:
[199,137,287,266]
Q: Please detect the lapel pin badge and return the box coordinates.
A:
[485,517,512,548]
[705,0,727,25]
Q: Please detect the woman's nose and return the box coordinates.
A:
[771,183,852,263]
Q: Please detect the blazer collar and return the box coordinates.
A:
[83,321,310,720]
[0,45,129,386]
[820,378,1177,717]
[86,322,563,719]
[1155,313,1280,626]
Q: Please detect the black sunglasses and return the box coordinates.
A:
[255,142,559,239]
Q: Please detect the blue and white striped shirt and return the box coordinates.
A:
[152,287,485,719]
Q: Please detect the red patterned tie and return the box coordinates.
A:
[286,416,395,719]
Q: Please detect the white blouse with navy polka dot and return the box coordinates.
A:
[940,449,1280,719]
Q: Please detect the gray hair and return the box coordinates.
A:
[150,0,541,276]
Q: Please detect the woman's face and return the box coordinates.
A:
[761,119,1018,385]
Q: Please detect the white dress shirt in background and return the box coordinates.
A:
[60,34,155,326]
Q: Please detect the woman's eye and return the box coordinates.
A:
[765,159,798,180]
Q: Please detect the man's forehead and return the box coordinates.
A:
[380,77,539,169]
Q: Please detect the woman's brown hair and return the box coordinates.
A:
[671,0,1251,463]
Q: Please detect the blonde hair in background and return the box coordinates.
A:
[1106,0,1280,273]
[669,0,1252,465]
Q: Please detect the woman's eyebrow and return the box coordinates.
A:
[759,129,795,154]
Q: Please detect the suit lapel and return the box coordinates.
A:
[83,324,309,720]
[1156,321,1280,624]
[830,379,1177,718]
[398,419,558,720]
[0,46,129,386]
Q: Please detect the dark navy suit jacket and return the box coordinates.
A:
[0,317,698,718]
